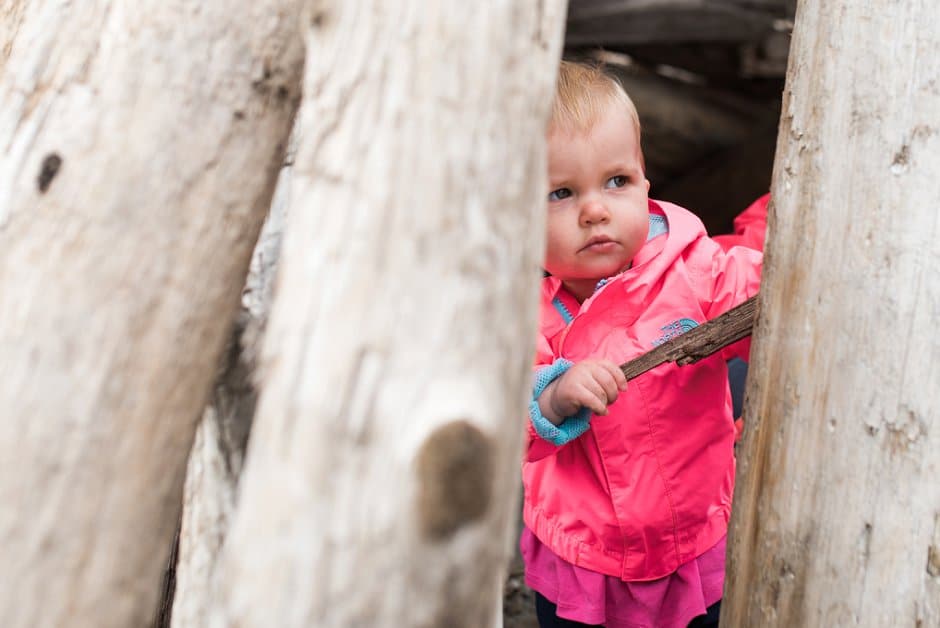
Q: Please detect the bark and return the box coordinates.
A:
[209,1,568,626]
[620,295,758,380]
[0,2,303,627]
[725,2,940,626]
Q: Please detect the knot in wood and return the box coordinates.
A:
[37,153,63,193]
[415,419,494,541]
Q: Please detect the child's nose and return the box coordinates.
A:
[579,198,610,226]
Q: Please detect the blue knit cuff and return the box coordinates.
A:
[533,358,573,398]
[529,359,593,446]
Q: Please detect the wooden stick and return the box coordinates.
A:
[620,294,759,381]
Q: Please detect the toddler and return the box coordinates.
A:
[521,60,762,628]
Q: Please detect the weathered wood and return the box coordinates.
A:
[620,295,758,380]
[208,1,569,626]
[152,523,181,628]
[166,146,292,628]
[725,1,940,626]
[0,2,303,627]
[565,0,790,46]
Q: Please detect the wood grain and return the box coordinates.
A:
[0,3,304,626]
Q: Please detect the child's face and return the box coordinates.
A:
[544,103,650,300]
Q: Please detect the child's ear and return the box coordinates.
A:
[644,179,651,192]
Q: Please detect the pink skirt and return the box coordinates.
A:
[520,527,725,628]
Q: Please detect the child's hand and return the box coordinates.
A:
[540,359,627,425]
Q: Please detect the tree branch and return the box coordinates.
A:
[620,294,759,380]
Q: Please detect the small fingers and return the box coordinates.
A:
[585,361,626,407]
[591,366,621,405]
[598,360,628,392]
[576,382,609,415]
[556,360,627,418]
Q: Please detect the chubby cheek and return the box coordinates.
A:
[543,216,573,268]
[626,216,650,252]
[542,231,564,270]
[620,197,651,255]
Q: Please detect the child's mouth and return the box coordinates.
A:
[581,236,617,253]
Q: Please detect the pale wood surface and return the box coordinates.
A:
[725,1,940,626]
[168,154,292,628]
[0,2,303,626]
[209,2,569,626]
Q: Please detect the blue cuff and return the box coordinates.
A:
[529,359,593,446]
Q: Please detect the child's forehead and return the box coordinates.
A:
[548,108,637,147]
[547,112,644,176]
[549,98,637,138]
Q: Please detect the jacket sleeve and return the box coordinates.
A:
[688,236,763,362]
[712,193,770,252]
[524,335,565,462]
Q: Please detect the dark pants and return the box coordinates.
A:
[727,358,748,419]
[535,592,721,628]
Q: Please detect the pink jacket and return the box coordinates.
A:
[713,193,770,252]
[523,200,761,581]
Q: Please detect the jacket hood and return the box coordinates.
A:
[541,199,709,341]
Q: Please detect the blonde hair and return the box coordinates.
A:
[551,60,642,145]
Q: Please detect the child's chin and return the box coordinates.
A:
[593,259,632,277]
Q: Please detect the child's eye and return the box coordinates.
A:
[605,175,629,189]
[548,188,572,202]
